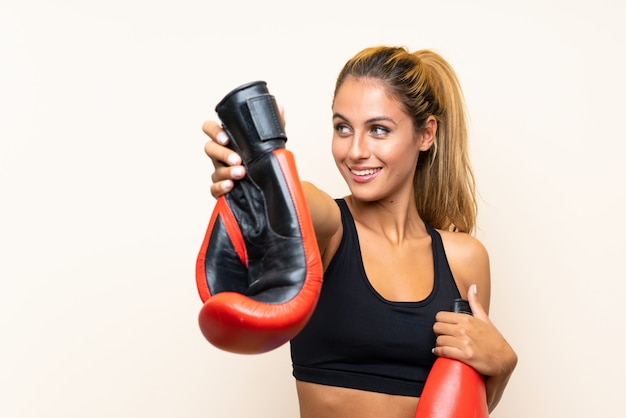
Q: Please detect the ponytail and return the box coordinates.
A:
[413,50,477,233]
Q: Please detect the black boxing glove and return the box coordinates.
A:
[195,81,323,354]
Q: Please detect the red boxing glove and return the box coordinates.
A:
[196,81,323,355]
[414,299,488,418]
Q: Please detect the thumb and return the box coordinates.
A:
[467,284,489,322]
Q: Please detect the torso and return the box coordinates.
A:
[291,198,469,417]
[296,381,419,418]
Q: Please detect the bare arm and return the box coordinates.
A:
[435,232,518,412]
[300,181,342,263]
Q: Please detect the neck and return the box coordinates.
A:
[345,194,426,245]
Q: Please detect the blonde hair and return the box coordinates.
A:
[334,46,477,233]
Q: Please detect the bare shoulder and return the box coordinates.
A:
[438,230,491,306]
[301,181,343,267]
[438,230,489,265]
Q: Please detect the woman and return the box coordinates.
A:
[202,46,517,418]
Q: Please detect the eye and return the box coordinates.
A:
[370,125,390,137]
[334,123,352,136]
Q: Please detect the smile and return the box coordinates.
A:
[351,168,380,176]
[349,167,381,182]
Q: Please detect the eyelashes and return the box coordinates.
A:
[333,123,391,138]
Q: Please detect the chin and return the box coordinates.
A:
[347,187,383,203]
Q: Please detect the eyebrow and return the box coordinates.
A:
[332,112,398,126]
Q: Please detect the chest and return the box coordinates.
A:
[308,259,440,372]
[358,229,435,302]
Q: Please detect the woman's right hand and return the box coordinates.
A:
[202,120,246,198]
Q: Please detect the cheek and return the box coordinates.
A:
[385,146,420,176]
[331,137,346,162]
[378,142,410,164]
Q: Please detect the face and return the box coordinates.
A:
[331,77,431,203]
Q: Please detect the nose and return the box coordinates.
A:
[349,131,370,160]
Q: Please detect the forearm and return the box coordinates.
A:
[485,350,518,412]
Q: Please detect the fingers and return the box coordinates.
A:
[433,312,473,345]
[432,314,479,367]
[210,164,245,195]
[202,120,229,144]
[202,120,246,198]
[204,139,242,167]
[433,298,479,361]
[432,335,472,360]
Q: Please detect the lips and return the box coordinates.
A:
[349,167,381,183]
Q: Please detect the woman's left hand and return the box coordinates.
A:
[432,284,517,378]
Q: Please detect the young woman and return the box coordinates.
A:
[202,46,517,418]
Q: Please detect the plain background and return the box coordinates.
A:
[2,0,625,417]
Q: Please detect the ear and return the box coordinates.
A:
[418,116,437,151]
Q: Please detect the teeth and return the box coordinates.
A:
[351,168,379,176]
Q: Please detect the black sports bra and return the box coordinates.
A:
[290,199,462,397]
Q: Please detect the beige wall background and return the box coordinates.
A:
[2,0,625,417]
